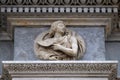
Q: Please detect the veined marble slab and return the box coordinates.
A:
[14,27,105,60]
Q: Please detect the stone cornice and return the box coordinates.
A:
[1,61,118,80]
[6,16,112,39]
[0,0,119,6]
[0,0,119,41]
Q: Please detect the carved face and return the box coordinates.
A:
[56,23,66,34]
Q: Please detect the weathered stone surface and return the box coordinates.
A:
[14,26,105,60]
[2,61,118,80]
[13,78,108,80]
[106,42,120,76]
[34,21,85,60]
[0,41,14,74]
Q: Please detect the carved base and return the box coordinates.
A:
[2,61,118,80]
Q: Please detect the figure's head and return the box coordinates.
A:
[49,21,66,36]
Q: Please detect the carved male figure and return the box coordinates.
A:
[34,21,85,60]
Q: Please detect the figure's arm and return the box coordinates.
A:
[37,37,65,47]
[53,36,78,57]
[37,38,55,47]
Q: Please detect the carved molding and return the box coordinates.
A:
[0,0,119,41]
[1,61,118,80]
[0,0,119,5]
[7,16,112,39]
[0,6,118,13]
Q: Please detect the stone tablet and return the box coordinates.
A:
[14,26,105,60]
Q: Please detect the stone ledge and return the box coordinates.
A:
[1,61,118,80]
[0,31,11,40]
[107,32,120,41]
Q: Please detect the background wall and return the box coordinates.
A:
[105,42,120,77]
[0,41,14,74]
[14,27,105,61]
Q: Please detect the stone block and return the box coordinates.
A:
[0,41,14,74]
[14,27,105,60]
[1,61,118,80]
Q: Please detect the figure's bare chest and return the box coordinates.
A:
[61,36,72,48]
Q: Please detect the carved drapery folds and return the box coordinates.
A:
[0,0,119,5]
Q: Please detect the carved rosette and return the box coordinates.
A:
[63,0,71,5]
[111,0,118,4]
[14,0,25,5]
[0,0,9,4]
[29,0,39,5]
[95,0,103,5]
[80,0,87,5]
[47,0,56,5]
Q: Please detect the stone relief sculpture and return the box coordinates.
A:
[34,21,85,60]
